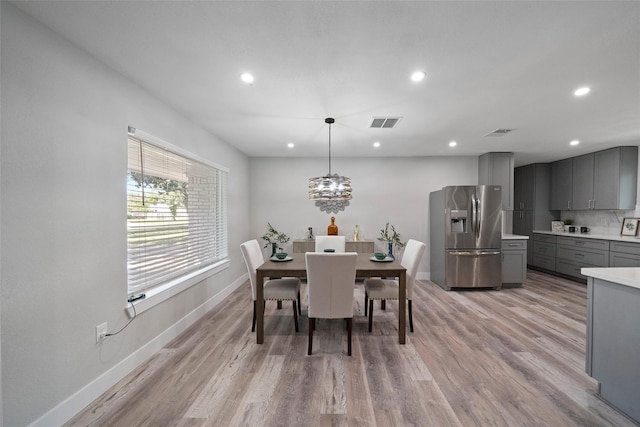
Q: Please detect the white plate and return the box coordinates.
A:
[370,256,393,262]
[270,256,293,262]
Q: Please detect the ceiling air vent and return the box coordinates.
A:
[370,116,402,129]
[484,128,515,137]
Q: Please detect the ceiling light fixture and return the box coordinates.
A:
[308,118,352,214]
[449,141,457,147]
[373,141,381,148]
[240,72,254,84]
[570,140,580,146]
[287,142,295,148]
[574,87,590,96]
[411,71,426,82]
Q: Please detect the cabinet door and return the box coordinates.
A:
[550,159,573,210]
[572,153,594,210]
[479,152,514,210]
[502,250,527,284]
[594,147,638,210]
[514,165,534,210]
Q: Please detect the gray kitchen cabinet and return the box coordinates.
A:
[593,146,638,210]
[502,239,527,285]
[550,146,638,211]
[531,233,556,271]
[609,241,640,267]
[555,236,609,281]
[513,164,559,264]
[479,152,514,210]
[550,158,573,210]
[571,153,594,210]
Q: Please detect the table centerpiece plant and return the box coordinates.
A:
[261,222,290,256]
[377,222,406,260]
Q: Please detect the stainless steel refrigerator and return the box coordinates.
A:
[430,185,503,290]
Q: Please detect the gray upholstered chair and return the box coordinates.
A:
[364,239,426,333]
[241,239,301,333]
[305,252,357,355]
[314,235,346,252]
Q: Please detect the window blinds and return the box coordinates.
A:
[127,136,228,294]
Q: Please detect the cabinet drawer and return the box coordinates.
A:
[610,241,640,256]
[533,242,556,258]
[556,246,608,267]
[556,236,609,251]
[534,234,557,244]
[609,251,640,267]
[555,259,587,280]
[532,254,555,271]
[502,240,527,250]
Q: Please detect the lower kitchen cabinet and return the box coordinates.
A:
[502,239,527,285]
[531,234,556,271]
[609,241,640,267]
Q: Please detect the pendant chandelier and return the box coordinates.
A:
[308,118,352,214]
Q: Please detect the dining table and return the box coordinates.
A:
[255,252,408,344]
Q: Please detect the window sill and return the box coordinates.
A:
[125,259,230,317]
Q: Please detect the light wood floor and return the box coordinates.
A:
[67,270,637,426]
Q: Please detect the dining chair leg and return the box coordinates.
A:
[368,300,374,332]
[347,318,352,356]
[408,300,414,332]
[308,318,315,355]
[277,300,282,309]
[364,292,368,316]
[293,301,299,332]
[381,300,386,310]
[297,291,302,315]
[252,300,257,332]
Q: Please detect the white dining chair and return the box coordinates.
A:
[241,239,301,333]
[314,235,346,252]
[364,239,426,333]
[305,252,358,355]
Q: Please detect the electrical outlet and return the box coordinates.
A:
[96,322,108,343]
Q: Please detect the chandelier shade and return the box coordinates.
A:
[308,118,352,213]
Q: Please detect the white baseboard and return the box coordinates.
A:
[28,274,248,427]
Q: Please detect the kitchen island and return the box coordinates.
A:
[581,267,640,424]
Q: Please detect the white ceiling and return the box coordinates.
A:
[12,1,640,166]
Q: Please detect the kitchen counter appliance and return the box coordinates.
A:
[430,185,503,290]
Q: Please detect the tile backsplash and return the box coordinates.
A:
[561,208,640,235]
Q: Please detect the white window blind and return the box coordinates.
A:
[127,135,228,294]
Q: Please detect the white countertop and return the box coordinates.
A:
[502,234,529,240]
[533,230,640,243]
[581,267,640,290]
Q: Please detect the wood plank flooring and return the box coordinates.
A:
[66,270,637,426]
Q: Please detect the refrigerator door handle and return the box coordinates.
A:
[449,251,501,256]
[475,197,481,236]
[470,194,477,235]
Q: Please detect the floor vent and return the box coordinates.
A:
[370,117,402,128]
[484,128,515,137]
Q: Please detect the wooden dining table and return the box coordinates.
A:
[255,252,408,344]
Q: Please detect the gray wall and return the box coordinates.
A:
[1,4,250,425]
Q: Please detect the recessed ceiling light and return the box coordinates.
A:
[574,87,590,96]
[449,141,457,147]
[287,142,294,148]
[411,71,426,82]
[570,140,580,146]
[373,142,381,148]
[240,72,254,84]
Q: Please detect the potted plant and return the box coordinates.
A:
[261,222,290,256]
[377,222,406,260]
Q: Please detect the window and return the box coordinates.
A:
[127,132,228,295]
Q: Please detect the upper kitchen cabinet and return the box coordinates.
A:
[479,152,514,210]
[572,153,595,210]
[550,158,573,210]
[550,146,638,210]
[593,146,638,210]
